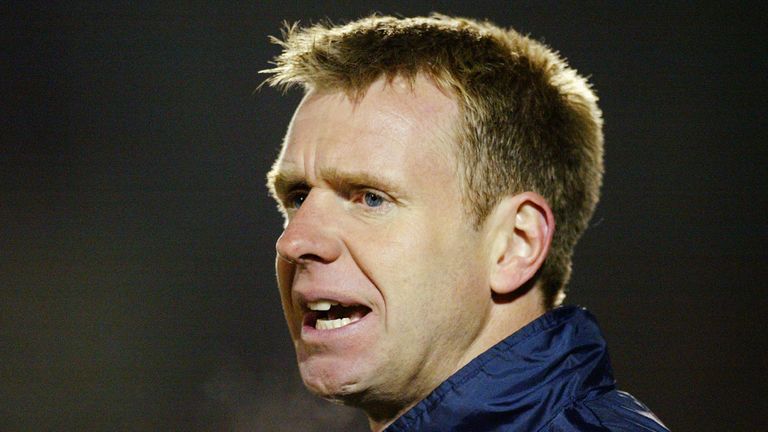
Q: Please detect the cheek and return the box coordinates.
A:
[345,205,482,309]
[358,219,459,304]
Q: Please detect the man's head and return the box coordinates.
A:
[263,14,603,428]
[265,14,603,307]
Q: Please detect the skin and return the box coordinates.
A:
[268,75,551,430]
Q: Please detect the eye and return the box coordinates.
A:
[363,191,384,208]
[288,191,308,209]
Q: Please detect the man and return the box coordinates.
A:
[262,14,669,431]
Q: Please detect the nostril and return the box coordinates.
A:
[298,253,328,264]
[276,249,328,265]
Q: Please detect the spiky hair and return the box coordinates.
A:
[262,14,604,307]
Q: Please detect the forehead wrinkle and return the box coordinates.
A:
[370,84,456,144]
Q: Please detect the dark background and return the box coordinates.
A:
[2,2,766,431]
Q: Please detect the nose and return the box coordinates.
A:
[275,190,343,265]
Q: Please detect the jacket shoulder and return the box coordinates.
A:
[540,391,670,432]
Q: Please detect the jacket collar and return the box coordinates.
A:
[386,306,617,431]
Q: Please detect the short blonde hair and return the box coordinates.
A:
[262,14,604,307]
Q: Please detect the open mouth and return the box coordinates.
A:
[305,300,371,330]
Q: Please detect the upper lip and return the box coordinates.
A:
[294,289,371,313]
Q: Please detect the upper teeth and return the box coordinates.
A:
[308,300,338,311]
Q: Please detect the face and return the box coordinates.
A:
[268,76,493,414]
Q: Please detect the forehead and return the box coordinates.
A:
[277,75,460,173]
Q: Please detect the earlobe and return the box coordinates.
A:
[487,193,554,295]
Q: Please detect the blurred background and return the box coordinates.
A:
[2,1,766,431]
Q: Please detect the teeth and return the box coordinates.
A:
[307,300,337,311]
[315,316,360,330]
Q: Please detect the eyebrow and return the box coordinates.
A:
[267,166,402,200]
[267,169,306,200]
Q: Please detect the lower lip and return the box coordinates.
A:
[300,311,374,342]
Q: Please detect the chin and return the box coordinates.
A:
[299,359,366,400]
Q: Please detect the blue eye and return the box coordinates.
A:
[364,192,384,207]
[291,193,307,209]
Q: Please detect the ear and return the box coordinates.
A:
[486,192,555,295]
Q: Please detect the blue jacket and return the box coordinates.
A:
[386,306,669,431]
